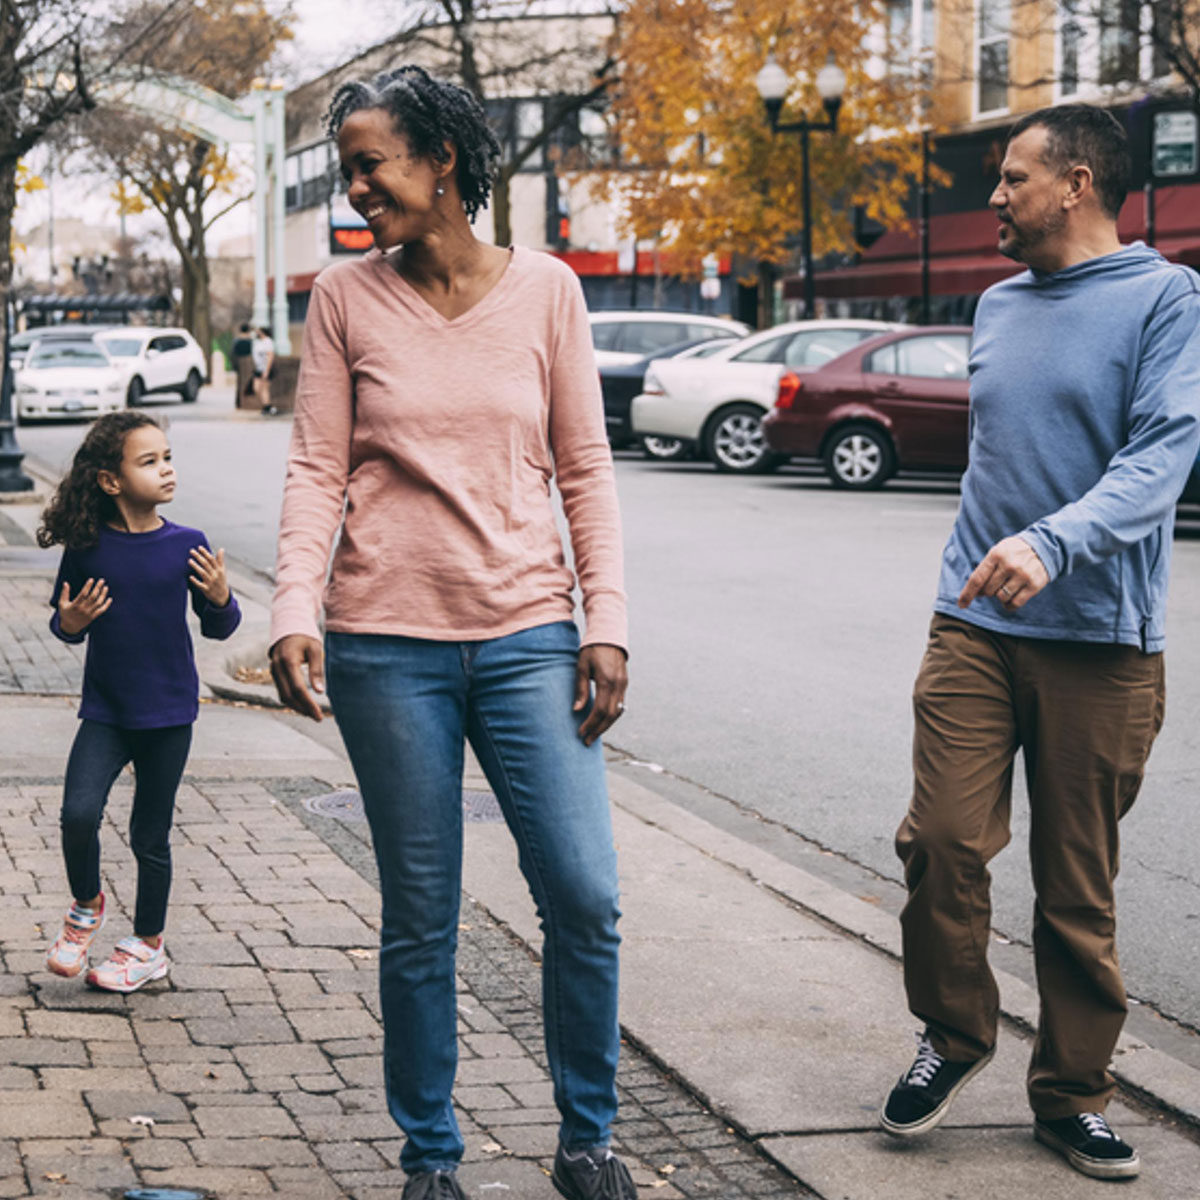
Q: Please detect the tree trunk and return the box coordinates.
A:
[492,166,513,247]
[0,158,15,344]
[177,206,213,380]
[757,260,777,330]
[192,251,212,379]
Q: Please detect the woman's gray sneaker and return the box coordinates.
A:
[880,1032,995,1137]
[552,1144,637,1200]
[401,1169,469,1199]
[1034,1112,1140,1180]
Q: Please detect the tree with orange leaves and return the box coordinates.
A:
[595,0,938,324]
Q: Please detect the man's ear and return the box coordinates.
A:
[96,469,120,496]
[1062,163,1094,211]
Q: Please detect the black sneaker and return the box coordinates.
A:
[552,1144,637,1200]
[880,1032,995,1137]
[402,1170,469,1199]
[1034,1112,1140,1180]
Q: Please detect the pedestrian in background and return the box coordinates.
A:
[37,412,242,992]
[232,321,255,409]
[880,104,1200,1181]
[268,65,633,1200]
[253,325,276,414]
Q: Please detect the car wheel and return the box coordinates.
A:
[182,369,201,403]
[704,404,783,474]
[642,436,689,462]
[127,376,145,407]
[823,423,895,489]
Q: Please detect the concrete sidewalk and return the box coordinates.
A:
[2,493,1199,1199]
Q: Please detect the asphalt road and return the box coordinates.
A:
[18,387,1200,1036]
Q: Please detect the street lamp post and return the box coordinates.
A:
[756,52,846,320]
[0,290,33,494]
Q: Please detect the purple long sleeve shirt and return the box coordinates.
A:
[49,520,242,728]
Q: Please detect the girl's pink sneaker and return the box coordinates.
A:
[86,936,169,993]
[45,895,106,977]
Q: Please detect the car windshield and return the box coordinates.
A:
[29,343,108,369]
[99,338,141,357]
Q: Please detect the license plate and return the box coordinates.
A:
[62,398,83,411]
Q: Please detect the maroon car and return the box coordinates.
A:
[762,325,973,489]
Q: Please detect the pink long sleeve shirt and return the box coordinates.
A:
[271,245,627,652]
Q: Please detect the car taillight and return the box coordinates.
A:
[776,370,803,410]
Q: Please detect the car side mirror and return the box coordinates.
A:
[146,347,160,358]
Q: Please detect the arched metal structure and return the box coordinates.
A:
[95,72,291,354]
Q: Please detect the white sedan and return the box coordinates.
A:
[631,319,905,473]
[16,339,127,421]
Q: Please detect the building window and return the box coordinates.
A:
[1057,0,1172,96]
[978,0,1011,113]
[1099,0,1140,83]
[884,0,935,68]
[517,100,544,169]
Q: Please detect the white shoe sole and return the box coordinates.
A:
[880,1046,996,1138]
[1034,1122,1141,1179]
[86,958,169,994]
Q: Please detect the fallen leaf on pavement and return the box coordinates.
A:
[42,1172,67,1183]
[659,1164,676,1175]
[481,1141,504,1154]
[205,1069,219,1079]
[347,949,374,959]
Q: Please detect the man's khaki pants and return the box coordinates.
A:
[895,614,1165,1118]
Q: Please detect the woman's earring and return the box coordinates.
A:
[435,185,445,197]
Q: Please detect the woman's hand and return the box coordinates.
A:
[573,643,628,747]
[58,578,112,636]
[270,634,326,721]
[189,545,231,607]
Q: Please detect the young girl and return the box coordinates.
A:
[37,411,241,992]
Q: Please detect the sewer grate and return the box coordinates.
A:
[302,789,365,821]
[302,788,504,824]
[463,788,504,824]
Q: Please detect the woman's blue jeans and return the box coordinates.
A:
[325,621,622,1176]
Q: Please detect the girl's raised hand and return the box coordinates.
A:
[58,578,112,636]
[189,545,231,607]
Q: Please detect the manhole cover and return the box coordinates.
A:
[463,789,504,824]
[302,790,366,821]
[302,789,503,824]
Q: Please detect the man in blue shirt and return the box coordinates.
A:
[879,104,1200,1181]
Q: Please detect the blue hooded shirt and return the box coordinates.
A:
[935,242,1200,652]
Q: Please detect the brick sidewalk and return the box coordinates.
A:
[0,772,812,1199]
[0,574,83,697]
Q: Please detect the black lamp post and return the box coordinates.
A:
[0,289,32,493]
[756,52,846,319]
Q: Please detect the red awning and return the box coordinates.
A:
[786,253,1022,301]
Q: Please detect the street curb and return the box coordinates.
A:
[605,773,1200,1132]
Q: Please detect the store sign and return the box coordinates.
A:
[1153,111,1199,179]
[329,194,371,254]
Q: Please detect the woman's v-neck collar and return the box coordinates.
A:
[370,244,520,330]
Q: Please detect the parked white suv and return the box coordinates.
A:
[589,311,749,368]
[96,327,207,406]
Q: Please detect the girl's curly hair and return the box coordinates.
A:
[325,64,501,223]
[37,412,163,551]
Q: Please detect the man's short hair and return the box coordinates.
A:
[1008,104,1130,219]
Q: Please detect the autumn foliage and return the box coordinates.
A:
[597,0,936,278]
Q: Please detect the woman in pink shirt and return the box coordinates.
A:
[269,66,633,1200]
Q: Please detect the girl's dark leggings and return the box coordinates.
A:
[61,720,192,938]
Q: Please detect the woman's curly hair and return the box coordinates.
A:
[325,65,501,223]
[37,412,162,551]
